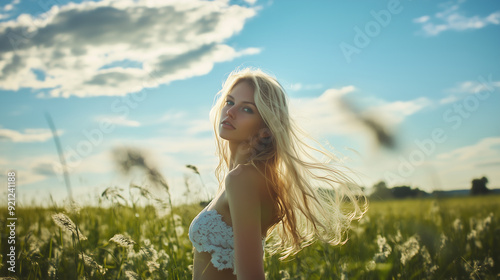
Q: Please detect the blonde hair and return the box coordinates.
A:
[209,67,367,259]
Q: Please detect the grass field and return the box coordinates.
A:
[1,194,499,279]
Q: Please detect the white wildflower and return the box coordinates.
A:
[393,230,403,243]
[173,214,182,226]
[453,218,463,232]
[175,225,184,236]
[439,233,448,251]
[373,235,392,263]
[398,235,420,265]
[125,270,139,280]
[365,260,376,271]
[485,257,494,268]
[147,260,160,273]
[467,229,482,249]
[481,213,493,230]
[279,269,290,280]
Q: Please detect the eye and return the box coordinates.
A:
[243,107,254,113]
[225,100,234,106]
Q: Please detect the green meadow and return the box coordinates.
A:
[1,194,499,279]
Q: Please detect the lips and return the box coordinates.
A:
[221,119,235,129]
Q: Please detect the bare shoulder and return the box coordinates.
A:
[225,164,266,195]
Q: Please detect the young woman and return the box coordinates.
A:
[189,68,366,280]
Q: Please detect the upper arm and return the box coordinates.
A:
[226,165,265,280]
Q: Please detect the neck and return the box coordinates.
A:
[228,141,253,170]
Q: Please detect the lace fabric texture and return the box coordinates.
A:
[189,206,265,275]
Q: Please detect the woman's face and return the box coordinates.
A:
[219,81,266,143]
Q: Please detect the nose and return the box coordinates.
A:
[226,105,236,119]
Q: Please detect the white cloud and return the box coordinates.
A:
[436,137,500,162]
[0,128,60,142]
[432,137,500,188]
[151,110,212,135]
[439,76,500,104]
[0,155,54,186]
[0,0,260,98]
[286,82,323,92]
[413,15,430,23]
[243,0,258,5]
[414,0,500,36]
[96,115,141,127]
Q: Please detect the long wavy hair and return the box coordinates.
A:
[209,67,367,259]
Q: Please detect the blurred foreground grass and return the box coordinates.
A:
[1,195,499,279]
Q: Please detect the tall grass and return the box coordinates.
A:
[1,194,498,279]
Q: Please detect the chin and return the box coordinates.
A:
[218,131,230,140]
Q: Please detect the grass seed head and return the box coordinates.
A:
[52,213,87,240]
[110,233,136,249]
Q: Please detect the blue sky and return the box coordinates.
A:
[1,0,499,206]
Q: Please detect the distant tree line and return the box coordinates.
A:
[370,181,428,200]
[369,176,491,200]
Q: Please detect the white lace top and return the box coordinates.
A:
[188,206,265,275]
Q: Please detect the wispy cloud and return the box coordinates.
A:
[0,127,60,142]
[150,110,211,135]
[433,137,500,188]
[0,0,20,19]
[286,82,323,92]
[0,0,260,98]
[439,77,500,104]
[437,137,500,162]
[413,0,500,36]
[96,116,141,127]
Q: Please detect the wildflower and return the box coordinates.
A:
[365,260,376,271]
[175,225,184,236]
[173,214,182,226]
[421,246,438,276]
[439,233,448,251]
[485,257,494,268]
[453,218,463,232]
[467,229,482,249]
[463,259,487,279]
[52,213,87,240]
[482,213,493,229]
[109,234,136,249]
[158,249,170,263]
[125,270,139,280]
[279,269,291,280]
[147,260,160,273]
[398,235,420,265]
[392,230,403,243]
[137,240,159,261]
[373,235,392,263]
[47,258,57,278]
